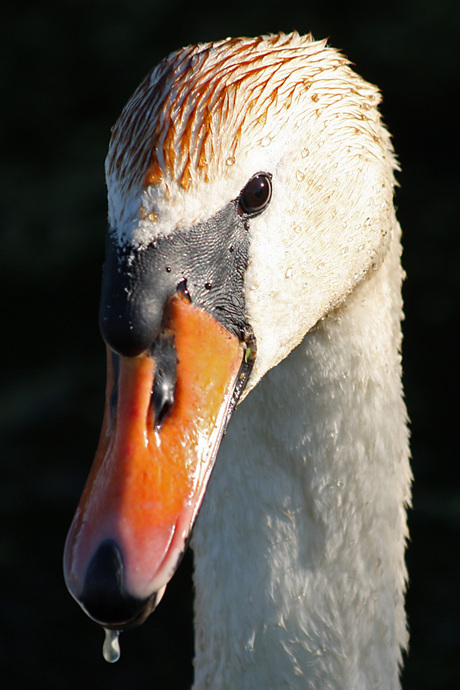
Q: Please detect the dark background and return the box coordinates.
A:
[1,1,458,688]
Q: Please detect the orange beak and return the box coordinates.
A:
[64,293,249,628]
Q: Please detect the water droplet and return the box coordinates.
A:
[301,148,310,158]
[260,136,271,147]
[246,631,256,653]
[296,170,305,182]
[226,156,235,166]
[103,628,121,664]
[285,267,294,279]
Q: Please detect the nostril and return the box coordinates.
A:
[152,375,175,428]
[151,332,177,429]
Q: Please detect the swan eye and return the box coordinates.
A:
[239,173,272,216]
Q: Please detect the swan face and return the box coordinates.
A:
[239,136,395,389]
[64,32,399,638]
[105,32,396,390]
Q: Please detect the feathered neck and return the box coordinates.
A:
[191,221,411,689]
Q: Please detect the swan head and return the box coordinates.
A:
[64,32,397,634]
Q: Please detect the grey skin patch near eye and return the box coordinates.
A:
[99,198,252,358]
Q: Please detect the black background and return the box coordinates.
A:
[1,1,458,688]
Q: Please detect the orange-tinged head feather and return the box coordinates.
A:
[105,32,387,235]
[107,34,335,193]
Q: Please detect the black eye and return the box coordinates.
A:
[239,173,272,216]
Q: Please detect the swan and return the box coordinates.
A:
[64,32,411,688]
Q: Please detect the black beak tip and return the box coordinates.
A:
[79,540,152,628]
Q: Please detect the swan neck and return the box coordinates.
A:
[192,226,410,689]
